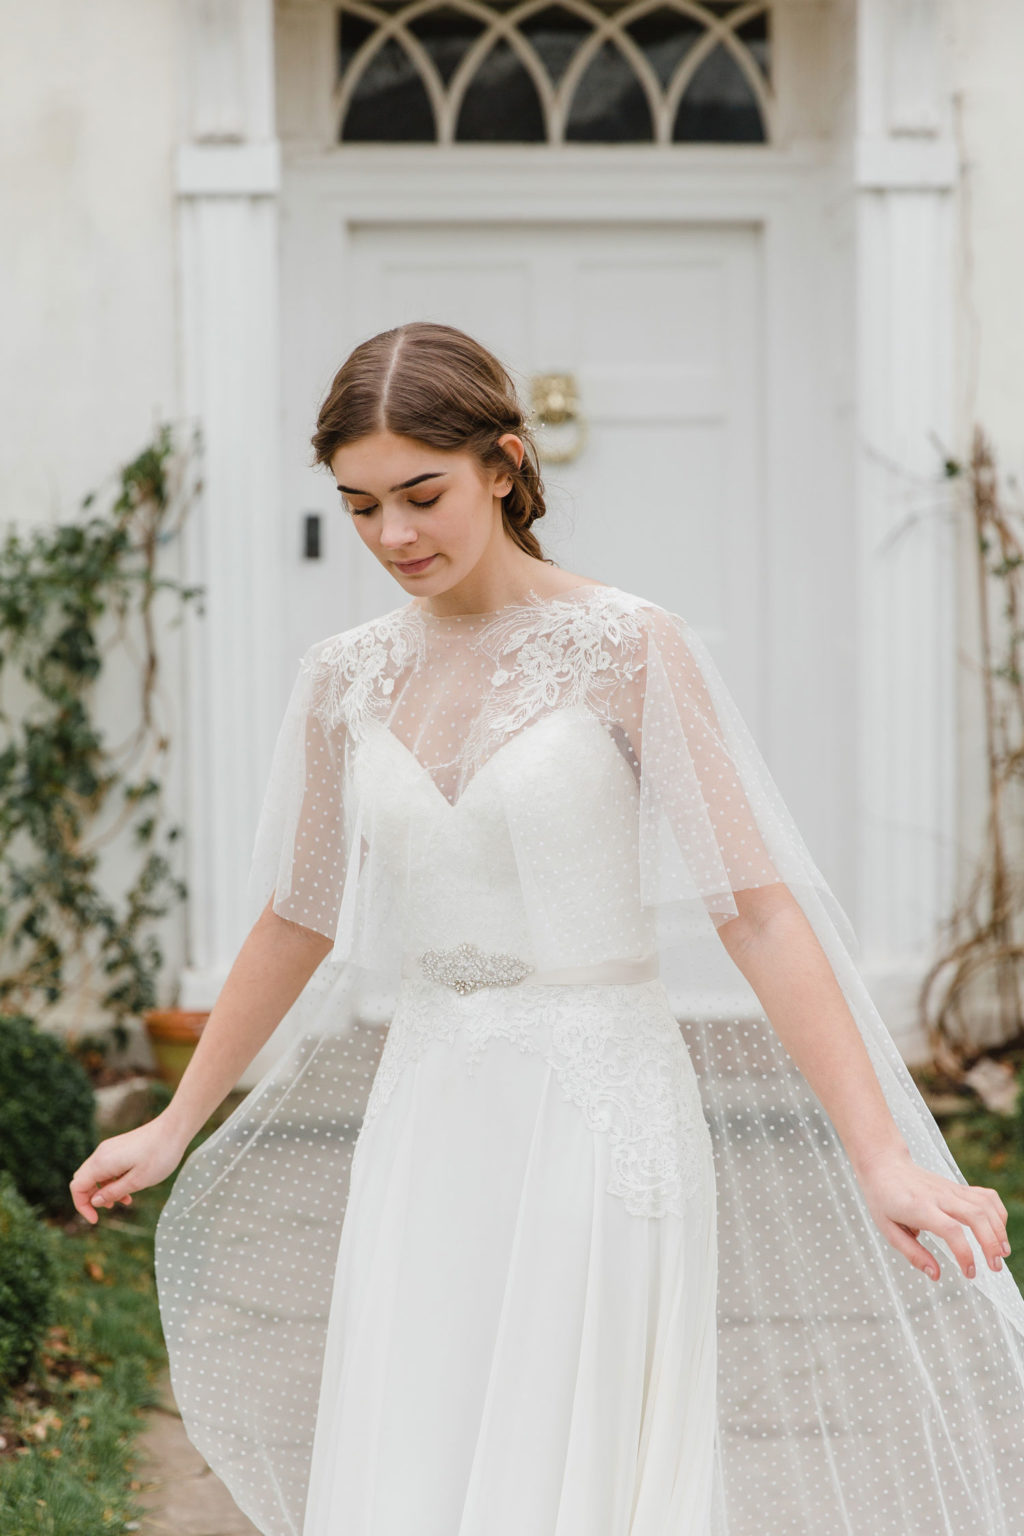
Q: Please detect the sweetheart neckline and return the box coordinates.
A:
[362,707,605,814]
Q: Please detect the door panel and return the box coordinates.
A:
[284,215,764,727]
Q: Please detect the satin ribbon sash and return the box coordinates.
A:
[400,943,660,993]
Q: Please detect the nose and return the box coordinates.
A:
[378,507,421,549]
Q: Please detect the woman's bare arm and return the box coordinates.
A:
[158,901,334,1145]
[718,885,907,1171]
[717,884,1011,1282]
[69,901,333,1221]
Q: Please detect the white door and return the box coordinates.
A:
[284,214,765,729]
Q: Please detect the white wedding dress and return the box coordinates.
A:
[155,582,1024,1536]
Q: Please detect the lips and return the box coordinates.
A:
[394,555,436,573]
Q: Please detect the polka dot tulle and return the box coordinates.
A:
[155,583,1024,1536]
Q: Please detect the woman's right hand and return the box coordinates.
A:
[69,1112,192,1224]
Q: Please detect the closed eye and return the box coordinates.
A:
[344,494,442,516]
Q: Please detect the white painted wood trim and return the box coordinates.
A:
[176,0,287,1065]
[852,0,957,1062]
[853,134,956,189]
[176,141,282,196]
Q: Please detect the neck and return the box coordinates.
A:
[411,556,565,619]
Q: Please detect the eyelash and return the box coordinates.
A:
[347,494,442,517]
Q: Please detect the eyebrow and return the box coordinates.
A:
[335,472,446,495]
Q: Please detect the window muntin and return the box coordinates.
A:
[336,0,773,144]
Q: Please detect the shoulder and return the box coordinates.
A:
[294,605,423,732]
[298,603,420,678]
[585,585,691,650]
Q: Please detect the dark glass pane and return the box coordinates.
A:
[624,7,701,89]
[338,10,376,76]
[520,5,592,86]
[565,40,653,141]
[672,41,764,142]
[341,36,436,141]
[736,12,770,81]
[407,6,488,85]
[455,39,546,140]
[702,1,742,15]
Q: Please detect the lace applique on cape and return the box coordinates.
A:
[304,585,648,764]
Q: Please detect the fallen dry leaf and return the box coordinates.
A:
[27,1409,63,1441]
[68,1369,102,1390]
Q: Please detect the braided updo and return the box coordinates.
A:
[310,321,551,562]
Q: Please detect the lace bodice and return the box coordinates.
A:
[251,581,790,981]
[352,703,658,969]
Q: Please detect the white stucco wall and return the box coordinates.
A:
[0,3,189,1041]
[0,3,182,517]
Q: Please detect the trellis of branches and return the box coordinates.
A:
[919,426,1024,1069]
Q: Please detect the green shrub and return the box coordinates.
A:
[0,1170,57,1396]
[0,1014,97,1215]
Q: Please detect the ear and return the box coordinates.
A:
[496,432,526,492]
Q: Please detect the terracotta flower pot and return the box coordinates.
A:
[143,1008,209,1087]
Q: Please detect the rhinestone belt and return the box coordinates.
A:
[408,943,660,995]
[418,942,533,996]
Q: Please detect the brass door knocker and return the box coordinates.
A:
[529,373,588,464]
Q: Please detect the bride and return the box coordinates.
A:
[72,321,1024,1534]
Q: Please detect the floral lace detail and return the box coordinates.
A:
[305,609,426,738]
[302,586,649,757]
[463,588,647,768]
[362,977,709,1219]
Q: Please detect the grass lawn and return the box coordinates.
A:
[936,1109,1024,1291]
[0,1087,235,1536]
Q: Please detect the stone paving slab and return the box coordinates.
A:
[135,1368,260,1536]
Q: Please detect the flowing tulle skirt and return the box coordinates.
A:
[301,979,719,1536]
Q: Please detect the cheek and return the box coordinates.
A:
[437,492,490,546]
[351,517,379,547]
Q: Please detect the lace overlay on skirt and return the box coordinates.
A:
[363,976,710,1219]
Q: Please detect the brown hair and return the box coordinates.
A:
[311,322,552,563]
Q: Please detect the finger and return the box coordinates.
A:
[976,1187,1011,1249]
[89,1173,140,1208]
[943,1196,1007,1271]
[930,1214,979,1279]
[70,1149,129,1217]
[70,1156,116,1198]
[974,1185,1010,1225]
[886,1220,941,1280]
[70,1169,108,1223]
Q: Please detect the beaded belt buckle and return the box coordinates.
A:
[418,941,534,996]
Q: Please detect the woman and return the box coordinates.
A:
[72,321,1024,1535]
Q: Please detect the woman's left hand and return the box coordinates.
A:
[854,1146,1011,1282]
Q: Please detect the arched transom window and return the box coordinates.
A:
[335,0,772,145]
